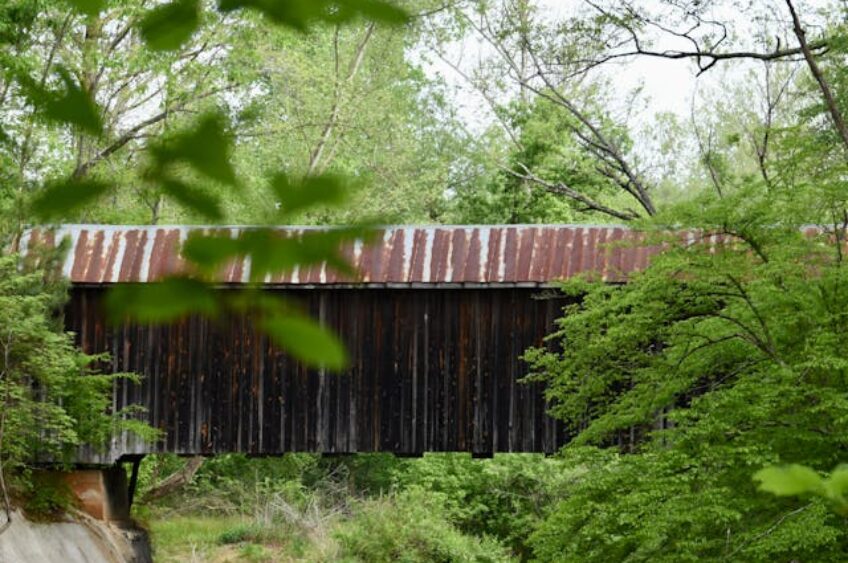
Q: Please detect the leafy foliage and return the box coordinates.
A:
[139,0,201,51]
[0,0,423,372]
[523,179,848,560]
[756,464,848,516]
[18,67,103,135]
[30,178,112,220]
[217,0,409,30]
[334,487,512,562]
[0,254,154,479]
[446,95,626,225]
[392,453,573,559]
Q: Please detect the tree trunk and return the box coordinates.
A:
[142,456,205,503]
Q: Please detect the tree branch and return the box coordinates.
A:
[306,22,376,176]
[503,163,640,222]
[727,503,811,558]
[74,85,230,178]
[785,0,848,152]
[584,0,828,77]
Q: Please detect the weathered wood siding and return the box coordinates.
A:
[68,287,570,463]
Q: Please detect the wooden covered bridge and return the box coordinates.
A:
[22,224,661,465]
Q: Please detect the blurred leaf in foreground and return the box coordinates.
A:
[139,0,201,51]
[217,0,408,31]
[754,465,824,496]
[65,0,105,15]
[104,278,220,323]
[270,173,347,217]
[19,67,103,135]
[181,224,369,281]
[31,178,112,220]
[260,311,347,370]
[149,112,238,188]
[161,179,224,221]
[755,464,848,515]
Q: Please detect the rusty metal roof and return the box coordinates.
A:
[18,224,672,286]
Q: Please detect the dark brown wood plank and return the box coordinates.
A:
[66,287,569,461]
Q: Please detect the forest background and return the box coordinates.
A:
[2,0,848,561]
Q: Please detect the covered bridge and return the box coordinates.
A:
[21,224,662,464]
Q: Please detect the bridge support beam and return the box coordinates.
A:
[60,465,131,522]
[125,456,143,509]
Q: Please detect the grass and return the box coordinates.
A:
[147,514,329,562]
[149,515,269,562]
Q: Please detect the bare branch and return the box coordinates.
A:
[727,503,811,558]
[584,0,828,77]
[689,92,724,198]
[785,0,848,152]
[428,46,524,150]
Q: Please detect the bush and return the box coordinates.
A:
[334,487,513,562]
[0,253,154,504]
[139,453,320,515]
[393,454,573,558]
[218,523,256,544]
[21,471,75,520]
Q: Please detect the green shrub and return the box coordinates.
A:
[393,454,573,558]
[139,453,320,515]
[21,471,75,520]
[0,254,153,494]
[218,523,256,544]
[315,453,401,495]
[334,487,513,562]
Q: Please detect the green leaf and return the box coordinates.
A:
[333,0,408,24]
[270,173,348,217]
[823,466,848,502]
[150,112,237,187]
[754,465,824,496]
[217,0,408,30]
[20,67,103,135]
[182,227,366,282]
[65,0,105,15]
[181,231,242,271]
[826,466,848,491]
[217,0,313,30]
[139,0,200,51]
[241,228,362,282]
[161,179,224,221]
[104,278,219,323]
[31,178,112,220]
[260,312,347,370]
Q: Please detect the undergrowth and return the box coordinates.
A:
[141,452,571,561]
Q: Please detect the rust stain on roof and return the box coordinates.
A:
[18,225,677,286]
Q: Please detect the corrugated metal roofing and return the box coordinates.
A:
[18,224,675,286]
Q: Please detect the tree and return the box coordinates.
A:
[524,182,848,560]
[0,1,243,227]
[424,0,661,221]
[0,0,417,368]
[222,9,470,226]
[0,252,154,529]
[444,95,632,224]
[0,0,418,517]
[424,0,848,224]
[521,2,848,560]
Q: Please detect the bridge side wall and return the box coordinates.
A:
[67,288,571,463]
